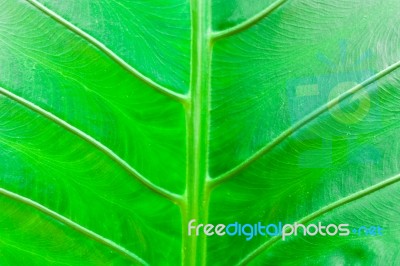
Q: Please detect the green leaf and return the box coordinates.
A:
[1,0,400,265]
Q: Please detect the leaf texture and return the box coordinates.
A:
[1,0,400,265]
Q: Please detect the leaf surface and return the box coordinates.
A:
[1,0,400,265]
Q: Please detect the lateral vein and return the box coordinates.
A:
[24,0,188,103]
[238,172,400,265]
[211,59,400,187]
[211,0,288,41]
[0,187,148,265]
[0,87,183,205]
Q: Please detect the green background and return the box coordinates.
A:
[1,0,400,265]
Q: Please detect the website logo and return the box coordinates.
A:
[188,220,383,241]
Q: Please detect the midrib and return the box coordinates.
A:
[182,0,212,265]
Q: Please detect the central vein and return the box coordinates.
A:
[182,0,212,265]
